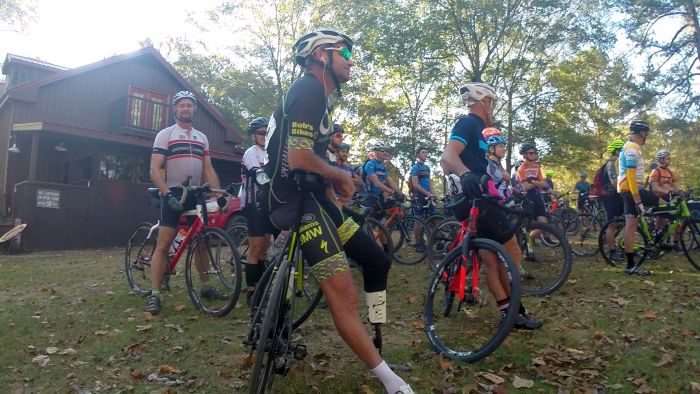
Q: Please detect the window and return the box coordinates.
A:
[99,153,149,182]
[127,87,168,131]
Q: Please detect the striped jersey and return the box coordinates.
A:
[152,124,210,187]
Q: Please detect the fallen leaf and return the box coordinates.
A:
[135,324,152,332]
[159,364,183,375]
[610,297,630,306]
[45,347,59,355]
[32,355,50,367]
[513,375,534,388]
[130,369,145,380]
[690,382,700,394]
[164,323,184,333]
[643,280,655,287]
[641,310,657,321]
[407,296,417,304]
[480,372,505,385]
[360,385,375,394]
[93,330,109,336]
[438,357,453,371]
[654,353,673,367]
[532,357,546,367]
[143,312,155,321]
[609,384,624,390]
[174,304,186,312]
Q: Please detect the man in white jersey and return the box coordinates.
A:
[147,90,223,314]
[239,117,277,301]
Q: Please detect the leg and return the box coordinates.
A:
[151,226,177,290]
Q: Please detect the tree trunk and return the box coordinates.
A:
[505,88,514,172]
[686,0,700,65]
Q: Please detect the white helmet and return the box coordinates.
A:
[656,149,670,160]
[172,90,197,105]
[459,82,497,109]
[292,29,353,66]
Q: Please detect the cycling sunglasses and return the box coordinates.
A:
[331,47,352,61]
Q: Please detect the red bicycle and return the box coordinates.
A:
[423,196,521,362]
[124,184,243,317]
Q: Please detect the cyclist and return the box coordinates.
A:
[263,29,412,394]
[544,170,555,192]
[239,117,278,300]
[574,172,591,210]
[327,123,345,164]
[440,82,542,330]
[649,149,679,199]
[483,129,510,201]
[516,143,548,227]
[410,147,434,252]
[602,138,625,259]
[363,145,400,213]
[147,90,223,315]
[618,119,659,275]
[334,143,360,205]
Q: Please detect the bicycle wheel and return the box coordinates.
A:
[427,219,461,270]
[227,223,250,265]
[185,227,242,317]
[569,214,601,257]
[362,217,394,260]
[598,218,647,267]
[425,214,447,232]
[249,257,290,394]
[559,208,580,235]
[424,238,521,363]
[392,216,429,265]
[124,222,157,296]
[520,222,572,296]
[680,219,700,271]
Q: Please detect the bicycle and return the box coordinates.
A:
[424,196,521,363]
[598,191,700,271]
[124,184,243,317]
[565,193,605,257]
[245,178,386,393]
[377,194,429,265]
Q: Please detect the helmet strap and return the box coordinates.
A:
[325,49,342,97]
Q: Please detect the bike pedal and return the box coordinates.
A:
[292,344,307,360]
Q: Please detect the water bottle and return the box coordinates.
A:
[255,168,270,185]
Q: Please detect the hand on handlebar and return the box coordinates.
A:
[165,192,184,211]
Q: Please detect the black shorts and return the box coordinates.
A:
[602,193,623,221]
[159,188,196,228]
[620,190,659,216]
[451,196,515,244]
[526,189,547,218]
[412,196,435,218]
[244,205,276,237]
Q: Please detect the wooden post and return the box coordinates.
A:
[28,133,39,181]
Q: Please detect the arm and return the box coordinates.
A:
[368,174,394,194]
[385,176,400,194]
[149,153,169,196]
[202,155,221,189]
[411,176,432,197]
[626,169,641,203]
[440,140,468,176]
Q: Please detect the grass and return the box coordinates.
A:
[0,248,699,393]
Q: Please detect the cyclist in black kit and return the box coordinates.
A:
[263,29,413,394]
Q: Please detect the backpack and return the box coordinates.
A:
[591,162,611,197]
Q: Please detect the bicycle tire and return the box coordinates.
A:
[427,219,461,270]
[597,217,648,267]
[185,227,242,317]
[424,238,521,363]
[249,257,290,394]
[362,217,395,261]
[124,222,157,296]
[520,222,572,296]
[392,216,429,265]
[569,213,601,257]
[680,219,700,271]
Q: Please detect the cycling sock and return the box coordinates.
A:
[625,253,636,269]
[150,289,160,297]
[519,303,527,316]
[245,262,265,287]
[371,360,407,394]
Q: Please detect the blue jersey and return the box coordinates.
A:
[449,114,488,176]
[410,162,431,193]
[363,159,387,196]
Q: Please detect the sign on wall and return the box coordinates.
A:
[36,189,61,209]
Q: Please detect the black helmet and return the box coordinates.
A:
[247,117,269,134]
[629,119,650,134]
[519,142,537,155]
[332,123,344,134]
[338,143,351,152]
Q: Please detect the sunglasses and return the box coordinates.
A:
[254,131,266,136]
[331,47,352,61]
[526,151,538,155]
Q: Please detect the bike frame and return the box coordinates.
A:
[442,202,482,303]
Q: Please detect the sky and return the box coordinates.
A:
[0,0,223,68]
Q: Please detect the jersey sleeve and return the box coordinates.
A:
[536,167,544,182]
[242,149,257,171]
[648,168,660,184]
[152,129,170,156]
[621,147,639,169]
[286,82,325,150]
[449,118,469,147]
[516,165,526,182]
[201,133,210,156]
[410,164,419,177]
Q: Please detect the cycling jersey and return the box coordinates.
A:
[574,181,591,195]
[239,144,267,209]
[363,159,387,196]
[516,161,543,186]
[265,74,333,207]
[410,162,431,194]
[649,167,676,189]
[152,124,209,187]
[486,159,510,200]
[449,114,488,176]
[617,141,645,193]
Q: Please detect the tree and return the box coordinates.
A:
[0,0,37,32]
[617,0,700,118]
